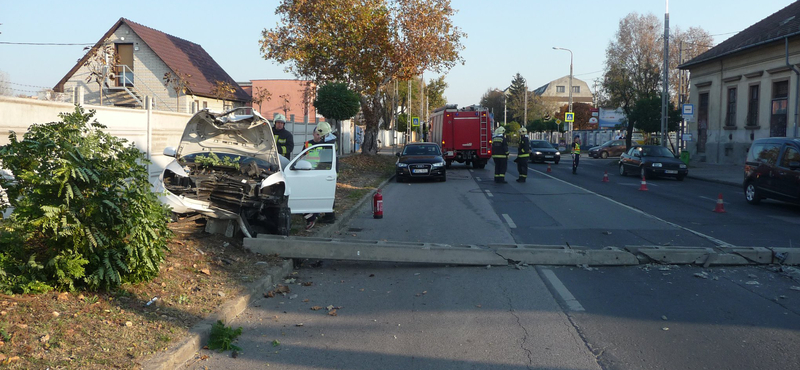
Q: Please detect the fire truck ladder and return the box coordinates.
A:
[479,112,489,155]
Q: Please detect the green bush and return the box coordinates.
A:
[0,105,172,292]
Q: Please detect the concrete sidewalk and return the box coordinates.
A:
[686,161,742,187]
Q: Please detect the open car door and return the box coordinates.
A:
[283,144,337,214]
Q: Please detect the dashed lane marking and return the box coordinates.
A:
[485,190,494,197]
[530,168,732,247]
[502,214,517,228]
[541,269,585,312]
[699,196,722,203]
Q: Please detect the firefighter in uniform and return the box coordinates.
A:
[272,114,294,159]
[571,134,581,174]
[515,127,530,182]
[491,127,509,183]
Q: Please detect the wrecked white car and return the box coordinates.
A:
[153,108,336,237]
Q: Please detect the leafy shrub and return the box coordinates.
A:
[0,105,172,292]
[208,320,243,352]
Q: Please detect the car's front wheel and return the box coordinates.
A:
[276,205,291,236]
[745,182,762,205]
[619,163,627,176]
[601,151,608,159]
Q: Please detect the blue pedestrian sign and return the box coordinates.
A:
[565,112,575,122]
[412,116,420,128]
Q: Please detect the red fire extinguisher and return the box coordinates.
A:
[373,189,383,219]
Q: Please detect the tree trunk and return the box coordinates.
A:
[360,93,383,156]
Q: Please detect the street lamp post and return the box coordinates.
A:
[553,47,573,133]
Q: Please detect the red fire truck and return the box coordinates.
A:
[429,104,492,169]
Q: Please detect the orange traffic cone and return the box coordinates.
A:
[547,164,552,173]
[713,193,726,213]
[638,175,649,191]
[602,171,609,182]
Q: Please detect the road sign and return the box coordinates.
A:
[565,112,575,122]
[412,116,420,128]
[682,104,694,119]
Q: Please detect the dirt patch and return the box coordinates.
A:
[0,152,396,369]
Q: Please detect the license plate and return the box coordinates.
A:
[545,155,554,158]
[665,170,678,174]
[412,169,428,174]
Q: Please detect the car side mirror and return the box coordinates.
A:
[396,152,401,157]
[790,161,800,170]
[163,146,177,157]
[291,160,313,170]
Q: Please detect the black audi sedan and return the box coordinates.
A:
[619,145,687,180]
[530,140,561,164]
[395,143,447,182]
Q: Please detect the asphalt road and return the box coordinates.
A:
[186,156,800,370]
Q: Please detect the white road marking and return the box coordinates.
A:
[485,190,494,197]
[531,168,733,247]
[699,196,721,203]
[476,177,482,182]
[502,214,517,228]
[541,269,585,312]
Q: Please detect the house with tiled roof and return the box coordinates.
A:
[532,76,594,114]
[54,18,249,113]
[679,1,800,164]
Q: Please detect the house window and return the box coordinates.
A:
[572,86,580,93]
[746,85,759,127]
[556,86,565,93]
[725,87,737,127]
[203,101,208,109]
[771,80,789,137]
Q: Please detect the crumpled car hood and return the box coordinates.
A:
[176,108,280,167]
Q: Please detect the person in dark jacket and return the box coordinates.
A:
[491,127,509,183]
[272,114,294,159]
[516,127,530,182]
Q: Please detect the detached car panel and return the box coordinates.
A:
[153,108,336,237]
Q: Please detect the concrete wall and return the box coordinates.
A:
[685,38,800,164]
[0,95,351,164]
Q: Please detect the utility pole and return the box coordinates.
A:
[661,0,670,147]
[524,81,528,129]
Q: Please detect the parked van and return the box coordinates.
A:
[743,138,800,205]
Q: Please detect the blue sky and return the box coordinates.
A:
[0,0,793,107]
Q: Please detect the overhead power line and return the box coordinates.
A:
[0,41,94,46]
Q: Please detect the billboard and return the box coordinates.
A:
[598,108,626,128]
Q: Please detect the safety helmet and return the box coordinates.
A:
[315,121,333,136]
[494,127,505,135]
[574,134,580,139]
[519,127,527,135]
[273,113,287,124]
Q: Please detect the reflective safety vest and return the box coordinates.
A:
[572,142,581,155]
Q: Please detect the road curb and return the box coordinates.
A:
[143,259,293,370]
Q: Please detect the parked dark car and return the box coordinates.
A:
[619,145,687,180]
[589,139,627,158]
[743,137,800,205]
[529,140,561,164]
[396,143,447,182]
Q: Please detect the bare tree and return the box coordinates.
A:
[83,41,117,105]
[0,70,12,96]
[252,86,272,113]
[278,93,291,118]
[211,81,236,109]
[163,70,193,112]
